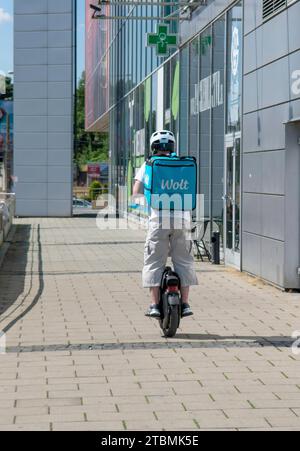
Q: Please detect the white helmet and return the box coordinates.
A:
[150,130,176,154]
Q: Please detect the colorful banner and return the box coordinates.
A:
[227,21,242,128]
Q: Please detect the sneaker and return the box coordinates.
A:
[182,303,194,318]
[145,304,161,318]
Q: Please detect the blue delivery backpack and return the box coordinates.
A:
[144,155,197,211]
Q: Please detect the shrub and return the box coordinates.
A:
[89,181,102,201]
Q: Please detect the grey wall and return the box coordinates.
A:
[242,0,300,288]
[181,0,236,45]
[14,0,74,217]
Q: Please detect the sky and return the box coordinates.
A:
[77,0,85,81]
[0,0,13,76]
[0,0,85,83]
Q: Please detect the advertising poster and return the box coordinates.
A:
[227,21,242,129]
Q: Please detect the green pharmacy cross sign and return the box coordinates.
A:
[147,24,178,57]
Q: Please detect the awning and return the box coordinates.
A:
[283,117,300,124]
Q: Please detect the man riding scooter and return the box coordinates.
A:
[133,130,198,318]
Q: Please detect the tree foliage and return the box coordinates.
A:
[74,72,109,167]
[89,180,102,200]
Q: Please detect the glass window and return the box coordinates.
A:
[122,23,126,95]
[226,1,243,257]
[129,14,133,91]
[134,86,139,150]
[124,94,133,203]
[151,72,158,133]
[189,37,199,160]
[138,84,145,132]
[199,28,212,220]
[132,10,137,86]
[137,11,142,84]
[152,4,159,71]
[212,17,226,246]
[144,77,152,158]
[141,5,146,81]
[145,9,152,75]
[164,61,171,129]
[120,24,125,99]
[227,2,243,134]
[179,47,189,156]
[113,41,117,105]
[119,101,126,185]
[171,56,180,143]
[128,91,135,185]
[125,21,129,89]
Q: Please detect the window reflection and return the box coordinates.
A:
[227,2,243,134]
[199,27,212,223]
[107,1,243,257]
[179,47,189,156]
[189,37,199,161]
[212,17,226,250]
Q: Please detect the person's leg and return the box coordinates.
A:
[170,229,198,287]
[143,226,169,288]
[150,286,160,305]
[143,224,170,316]
[170,229,198,316]
[180,286,190,303]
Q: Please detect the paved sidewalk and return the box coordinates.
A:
[0,218,300,431]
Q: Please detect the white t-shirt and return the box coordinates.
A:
[135,162,191,224]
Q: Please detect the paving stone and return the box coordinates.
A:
[265,417,300,428]
[82,396,147,406]
[52,421,124,431]
[50,405,117,415]
[15,413,84,424]
[0,407,48,416]
[1,218,300,431]
[16,398,82,408]
[0,424,51,431]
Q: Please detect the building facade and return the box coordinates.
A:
[86,0,300,289]
[0,100,13,192]
[14,0,75,217]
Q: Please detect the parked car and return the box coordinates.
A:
[73,198,92,209]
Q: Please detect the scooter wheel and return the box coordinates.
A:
[163,305,180,338]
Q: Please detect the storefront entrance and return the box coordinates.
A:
[224,132,241,268]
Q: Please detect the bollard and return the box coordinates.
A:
[211,231,220,265]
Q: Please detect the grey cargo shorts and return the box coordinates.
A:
[143,222,199,288]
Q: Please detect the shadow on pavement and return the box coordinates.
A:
[0,224,44,335]
[0,224,31,318]
[175,333,294,343]
[4,336,295,354]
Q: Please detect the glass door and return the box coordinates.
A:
[224,133,241,268]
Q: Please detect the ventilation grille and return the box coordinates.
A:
[263,0,286,20]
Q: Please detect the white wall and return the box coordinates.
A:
[156,66,164,130]
[14,0,74,217]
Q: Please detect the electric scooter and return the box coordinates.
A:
[158,267,182,338]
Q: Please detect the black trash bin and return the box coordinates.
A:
[211,232,220,265]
